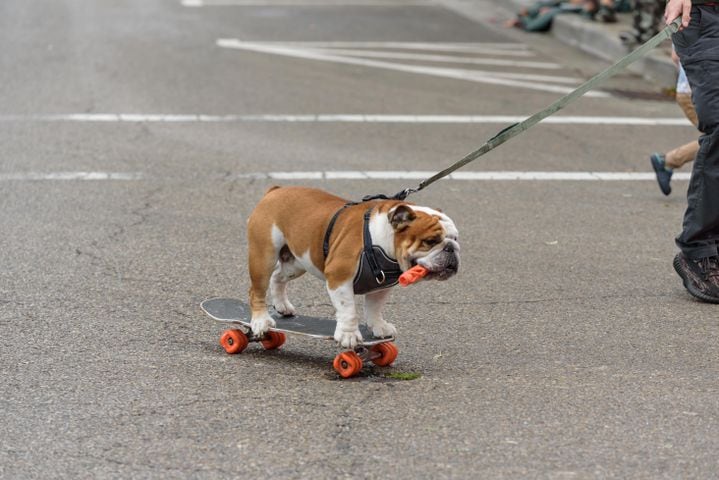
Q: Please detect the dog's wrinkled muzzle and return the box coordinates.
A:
[417,241,460,281]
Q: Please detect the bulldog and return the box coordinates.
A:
[246,186,460,348]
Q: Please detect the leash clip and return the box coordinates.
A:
[393,187,417,201]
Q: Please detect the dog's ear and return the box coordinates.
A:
[388,204,416,231]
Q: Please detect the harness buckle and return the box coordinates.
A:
[375,271,386,284]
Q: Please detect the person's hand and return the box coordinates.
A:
[665,0,692,29]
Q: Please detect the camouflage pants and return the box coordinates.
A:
[629,0,664,43]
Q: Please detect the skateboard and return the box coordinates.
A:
[201,297,399,378]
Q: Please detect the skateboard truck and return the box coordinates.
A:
[219,327,287,354]
[335,343,399,376]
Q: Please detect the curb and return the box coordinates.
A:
[504,0,676,87]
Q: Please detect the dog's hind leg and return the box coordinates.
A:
[270,245,305,316]
[247,223,281,337]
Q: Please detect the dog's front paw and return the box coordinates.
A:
[371,321,397,338]
[250,312,276,337]
[334,328,363,349]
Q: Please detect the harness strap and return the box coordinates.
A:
[362,207,385,284]
[322,202,402,294]
[323,190,409,258]
[323,202,357,258]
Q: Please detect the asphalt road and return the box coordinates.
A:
[1,0,717,478]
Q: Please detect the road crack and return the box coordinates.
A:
[73,187,163,284]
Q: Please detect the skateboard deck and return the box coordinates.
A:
[201,297,394,345]
[201,297,399,378]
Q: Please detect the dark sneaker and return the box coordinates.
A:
[673,253,719,304]
[650,153,672,196]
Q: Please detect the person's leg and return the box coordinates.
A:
[615,0,632,13]
[596,0,617,22]
[676,92,699,127]
[665,140,699,169]
[649,92,700,195]
[673,12,719,258]
[519,7,561,32]
[666,82,701,169]
[671,6,719,302]
[676,124,719,259]
[631,0,661,42]
[504,1,559,28]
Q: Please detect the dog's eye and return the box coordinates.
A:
[422,237,441,248]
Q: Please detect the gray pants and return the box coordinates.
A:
[672,5,719,259]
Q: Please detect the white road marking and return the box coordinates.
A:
[216,40,609,96]
[182,0,435,6]
[0,114,694,126]
[236,171,693,181]
[298,48,562,70]
[241,41,536,57]
[0,171,691,182]
[0,172,142,181]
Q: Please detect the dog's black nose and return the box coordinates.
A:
[443,244,455,254]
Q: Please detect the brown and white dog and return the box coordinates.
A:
[247,186,460,348]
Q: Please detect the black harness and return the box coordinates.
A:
[322,199,403,295]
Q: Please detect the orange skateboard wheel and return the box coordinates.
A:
[220,329,248,354]
[370,342,399,366]
[261,331,286,350]
[333,351,363,378]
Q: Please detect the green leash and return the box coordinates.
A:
[394,18,681,199]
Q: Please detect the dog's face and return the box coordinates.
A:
[389,204,460,281]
